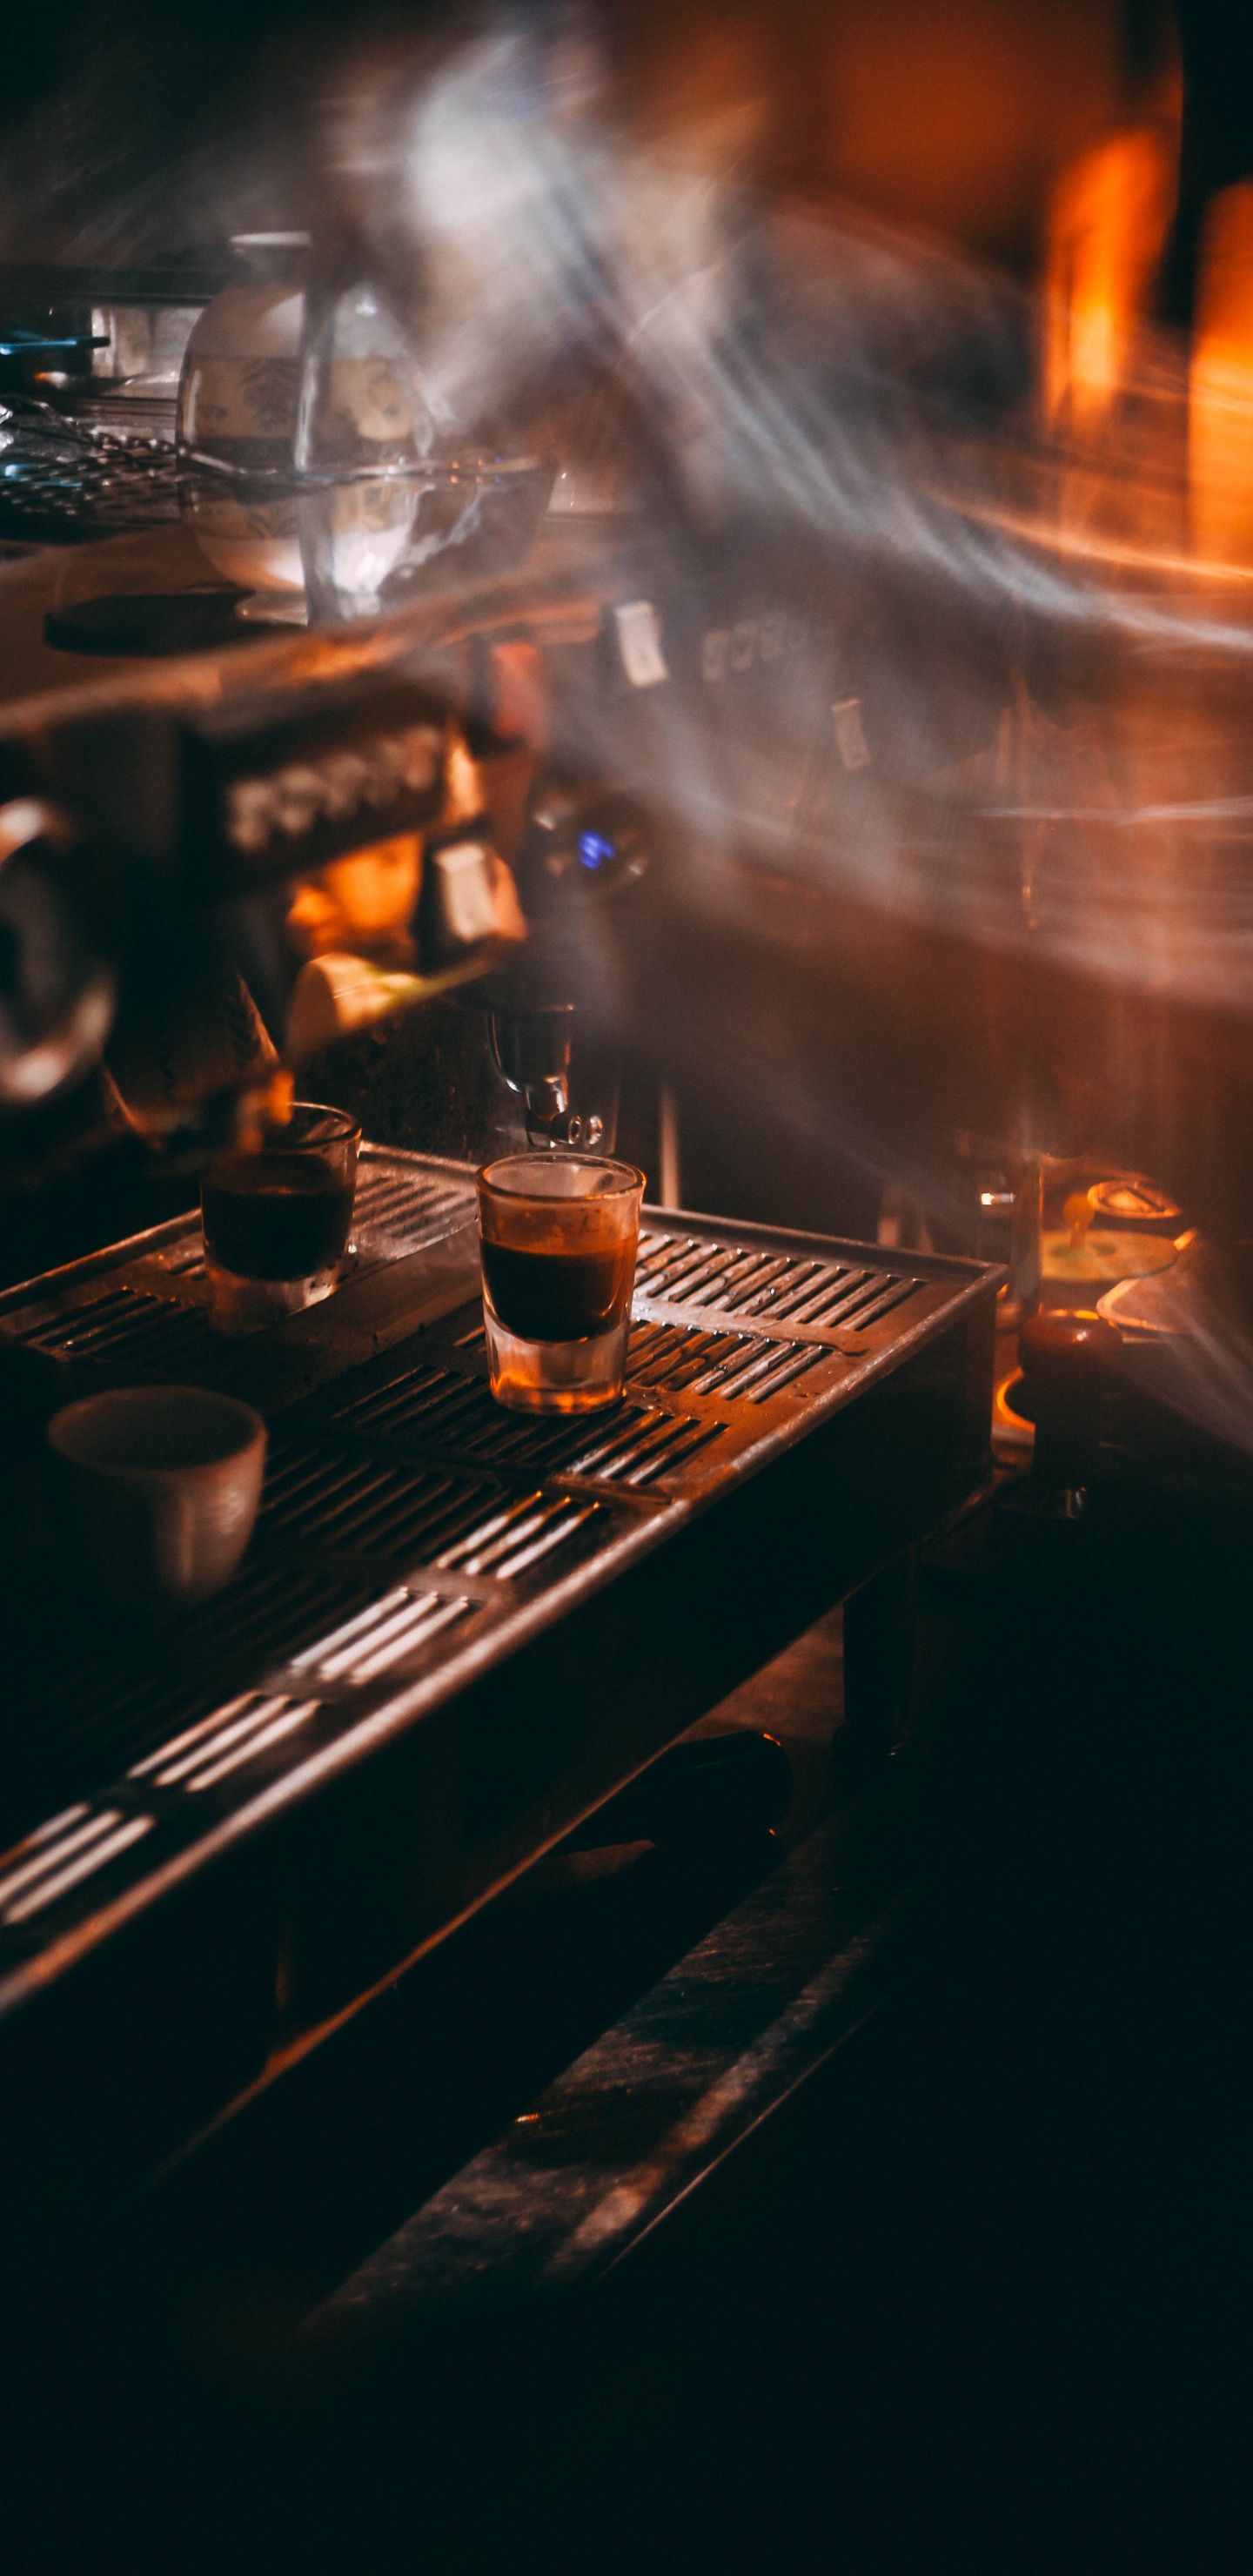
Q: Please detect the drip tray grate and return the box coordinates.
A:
[0,1149,999,1962]
[324,1360,727,1488]
[8,1285,221,1374]
[285,1587,473,1687]
[262,1435,508,1562]
[11,1560,379,1788]
[633,1231,927,1334]
[262,1431,607,1577]
[351,1167,468,1242]
[625,1319,831,1403]
[128,1691,325,1794]
[0,1807,157,1929]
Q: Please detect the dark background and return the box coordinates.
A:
[0,3,1212,278]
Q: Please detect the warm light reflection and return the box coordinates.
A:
[285,833,423,967]
[1190,184,1253,566]
[1044,126,1176,431]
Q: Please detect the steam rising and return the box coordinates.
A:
[311,15,1253,1035]
[10,7,1253,1440]
[9,3,1252,1024]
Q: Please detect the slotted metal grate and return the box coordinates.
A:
[352,1167,469,1242]
[25,1661,224,1772]
[128,1690,323,1794]
[633,1232,926,1333]
[9,1284,218,1372]
[285,1586,473,1687]
[0,1805,157,1928]
[262,1433,506,1564]
[625,1318,830,1403]
[326,1358,727,1487]
[0,401,179,539]
[158,1240,208,1281]
[262,1432,606,1578]
[17,1560,375,1781]
[435,1489,601,1578]
[0,1145,999,1976]
[171,1558,373,1673]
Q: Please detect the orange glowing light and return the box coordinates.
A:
[285,832,423,966]
[1044,127,1176,431]
[1190,184,1253,566]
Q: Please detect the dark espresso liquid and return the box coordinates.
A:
[202,1155,354,1281]
[481,1238,633,1341]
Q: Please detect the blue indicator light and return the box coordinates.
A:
[578,831,615,870]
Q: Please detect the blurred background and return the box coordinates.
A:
[9,0,1253,1290]
[0,2,1193,276]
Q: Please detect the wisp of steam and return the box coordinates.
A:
[322,10,1253,1454]
[308,11,1253,1031]
[11,4,1253,1443]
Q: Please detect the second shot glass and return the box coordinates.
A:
[201,1101,360,1335]
[476,1152,645,1412]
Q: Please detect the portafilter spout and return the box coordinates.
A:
[488,1002,604,1150]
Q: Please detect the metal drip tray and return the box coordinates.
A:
[0,1146,1000,2213]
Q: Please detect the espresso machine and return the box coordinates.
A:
[0,597,663,1202]
[0,550,1006,2255]
[1,264,1251,2284]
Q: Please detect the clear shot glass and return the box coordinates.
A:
[200,1101,360,1335]
[476,1152,645,1413]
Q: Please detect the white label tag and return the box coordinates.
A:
[434,841,499,945]
[832,697,871,772]
[614,599,668,688]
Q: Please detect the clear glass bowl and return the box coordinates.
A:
[295,453,555,622]
[177,250,553,624]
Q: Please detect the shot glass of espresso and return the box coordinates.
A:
[477,1152,645,1412]
[201,1101,361,1334]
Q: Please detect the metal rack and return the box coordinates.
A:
[0,398,180,541]
[0,1145,1000,2210]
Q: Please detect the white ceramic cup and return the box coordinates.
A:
[47,1386,267,1609]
